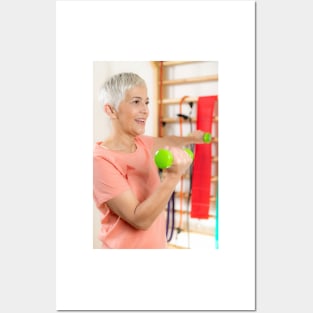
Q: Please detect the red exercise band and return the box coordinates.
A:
[191,95,217,219]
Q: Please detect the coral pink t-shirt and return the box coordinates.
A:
[93,135,167,249]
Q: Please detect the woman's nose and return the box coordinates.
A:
[140,103,149,114]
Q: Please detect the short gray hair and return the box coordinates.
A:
[99,72,146,109]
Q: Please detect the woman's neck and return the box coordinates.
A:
[102,131,137,153]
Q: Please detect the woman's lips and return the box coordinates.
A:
[135,118,146,125]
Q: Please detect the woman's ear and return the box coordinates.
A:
[104,104,117,119]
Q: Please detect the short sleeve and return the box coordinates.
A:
[93,155,130,208]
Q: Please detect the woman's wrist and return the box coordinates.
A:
[162,171,182,184]
[188,130,206,144]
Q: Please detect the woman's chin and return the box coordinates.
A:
[137,129,145,136]
[135,125,146,135]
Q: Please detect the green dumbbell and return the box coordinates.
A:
[154,148,194,169]
[203,132,212,143]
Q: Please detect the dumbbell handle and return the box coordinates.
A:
[154,148,194,169]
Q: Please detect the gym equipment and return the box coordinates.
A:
[191,95,217,219]
[154,148,194,169]
[166,192,175,242]
[203,132,212,143]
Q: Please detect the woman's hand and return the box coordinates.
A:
[164,147,193,177]
[189,130,206,143]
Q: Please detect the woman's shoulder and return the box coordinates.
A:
[93,141,119,164]
[94,141,109,156]
[93,142,127,174]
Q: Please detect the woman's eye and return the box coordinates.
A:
[130,99,149,106]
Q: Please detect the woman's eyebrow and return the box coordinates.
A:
[131,96,149,101]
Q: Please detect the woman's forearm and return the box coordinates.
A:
[164,135,196,147]
[133,173,181,230]
[153,131,206,152]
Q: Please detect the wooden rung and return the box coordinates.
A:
[162,117,197,123]
[161,117,218,123]
[213,156,218,162]
[159,97,198,105]
[167,243,187,249]
[182,174,218,180]
[174,193,216,202]
[173,209,216,218]
[160,97,219,105]
[184,228,215,236]
[160,75,218,86]
[211,175,218,182]
[162,61,199,66]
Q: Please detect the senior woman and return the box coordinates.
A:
[93,72,205,248]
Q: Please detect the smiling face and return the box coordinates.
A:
[114,85,149,137]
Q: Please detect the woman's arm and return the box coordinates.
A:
[152,130,207,154]
[105,147,192,230]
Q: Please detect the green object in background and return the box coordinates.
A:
[203,132,212,143]
[183,148,194,160]
[154,148,194,169]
